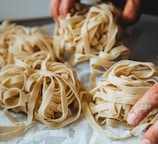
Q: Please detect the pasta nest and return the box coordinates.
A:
[0,50,82,128]
[0,21,55,68]
[54,2,130,87]
[0,20,85,141]
[82,60,158,139]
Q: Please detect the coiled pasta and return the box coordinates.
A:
[0,22,85,141]
[82,60,158,139]
[0,21,55,68]
[0,2,157,142]
[54,2,130,87]
[0,51,84,141]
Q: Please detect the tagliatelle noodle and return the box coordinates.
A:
[0,44,84,140]
[1,3,157,142]
[24,52,83,128]
[54,3,130,88]
[0,64,31,141]
[0,21,55,68]
[0,51,84,140]
[33,63,82,128]
[82,60,158,139]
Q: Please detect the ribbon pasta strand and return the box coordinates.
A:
[54,3,130,88]
[0,20,85,141]
[1,2,158,142]
[82,60,158,139]
[0,21,55,68]
[0,34,84,141]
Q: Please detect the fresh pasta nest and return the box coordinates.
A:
[0,21,85,141]
[0,51,84,141]
[54,2,130,87]
[0,2,158,142]
[0,21,55,68]
[82,60,158,139]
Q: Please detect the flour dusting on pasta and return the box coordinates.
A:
[82,60,158,139]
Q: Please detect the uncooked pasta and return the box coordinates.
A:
[0,21,85,141]
[0,2,157,142]
[0,51,84,141]
[53,2,130,87]
[0,21,55,68]
[82,60,158,139]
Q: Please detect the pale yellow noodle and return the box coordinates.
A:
[0,21,55,67]
[1,3,156,141]
[82,60,158,139]
[54,3,130,87]
[0,22,84,141]
[0,52,83,140]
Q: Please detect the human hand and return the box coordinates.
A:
[120,0,142,25]
[50,0,142,26]
[127,83,158,144]
[50,0,75,26]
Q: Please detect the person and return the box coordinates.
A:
[50,0,141,26]
[127,83,158,144]
[50,1,158,144]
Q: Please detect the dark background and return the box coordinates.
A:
[141,0,158,16]
[102,0,158,16]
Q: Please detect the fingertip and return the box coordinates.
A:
[121,7,136,23]
[52,13,60,26]
[50,0,60,25]
[141,139,150,144]
[59,9,68,19]
[55,19,60,26]
[127,113,137,125]
[141,117,158,144]
[121,12,137,25]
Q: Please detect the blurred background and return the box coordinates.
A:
[0,0,157,26]
[141,0,158,16]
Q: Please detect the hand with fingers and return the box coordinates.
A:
[127,84,158,144]
[50,0,75,26]
[50,0,142,26]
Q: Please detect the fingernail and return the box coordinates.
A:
[141,139,150,144]
[127,113,137,125]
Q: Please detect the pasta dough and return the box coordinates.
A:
[82,60,158,139]
[53,2,130,87]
